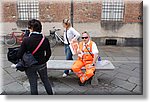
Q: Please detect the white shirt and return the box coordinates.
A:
[82,40,99,54]
[64,27,80,44]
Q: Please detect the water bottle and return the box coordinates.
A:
[98,56,101,61]
[97,56,101,66]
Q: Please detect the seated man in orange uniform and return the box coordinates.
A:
[72,31,99,86]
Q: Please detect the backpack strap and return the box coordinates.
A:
[65,29,70,45]
[84,44,93,58]
[32,36,45,55]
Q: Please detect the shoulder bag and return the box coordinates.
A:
[16,36,45,71]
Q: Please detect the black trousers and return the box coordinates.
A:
[25,63,53,95]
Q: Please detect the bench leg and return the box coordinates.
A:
[91,72,98,86]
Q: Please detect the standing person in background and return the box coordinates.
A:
[62,18,80,77]
[17,19,53,95]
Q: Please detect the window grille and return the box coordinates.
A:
[17,0,39,20]
[101,0,124,21]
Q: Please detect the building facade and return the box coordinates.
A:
[1,0,143,46]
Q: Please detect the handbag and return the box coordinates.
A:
[16,36,45,71]
[7,47,20,64]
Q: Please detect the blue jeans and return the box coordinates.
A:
[25,63,53,95]
[64,44,73,74]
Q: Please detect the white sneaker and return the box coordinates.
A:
[62,73,68,77]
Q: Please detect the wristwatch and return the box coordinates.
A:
[92,63,95,66]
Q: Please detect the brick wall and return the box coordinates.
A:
[1,1,17,22]
[73,1,102,23]
[124,0,143,23]
[39,1,70,22]
[39,1,102,23]
[1,0,143,23]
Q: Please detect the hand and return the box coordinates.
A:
[88,64,95,68]
[77,50,81,54]
[11,64,17,68]
[71,39,77,43]
[91,63,95,66]
[78,51,83,57]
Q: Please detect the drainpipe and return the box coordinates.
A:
[70,0,73,27]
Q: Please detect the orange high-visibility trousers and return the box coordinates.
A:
[72,59,95,83]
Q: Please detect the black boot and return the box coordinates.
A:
[78,71,95,86]
[86,71,95,84]
[78,80,86,86]
[87,77,93,84]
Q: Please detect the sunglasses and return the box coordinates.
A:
[82,37,88,39]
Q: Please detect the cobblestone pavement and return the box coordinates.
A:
[0,43,143,95]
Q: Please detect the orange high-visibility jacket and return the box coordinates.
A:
[79,41,94,61]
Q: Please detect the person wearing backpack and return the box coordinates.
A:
[17,19,53,95]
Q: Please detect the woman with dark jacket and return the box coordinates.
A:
[17,19,53,95]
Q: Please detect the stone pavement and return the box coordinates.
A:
[0,43,143,95]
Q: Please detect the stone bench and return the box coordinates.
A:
[47,60,115,86]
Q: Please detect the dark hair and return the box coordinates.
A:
[28,19,42,33]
